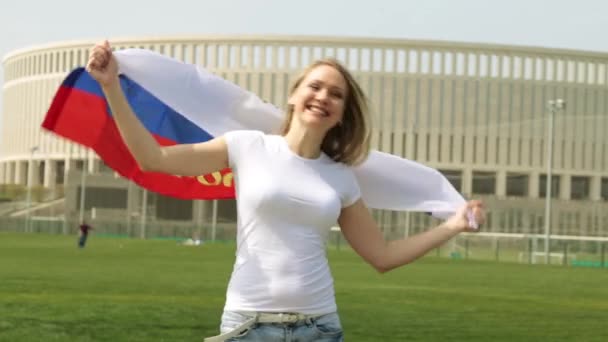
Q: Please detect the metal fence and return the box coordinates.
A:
[2,213,607,269]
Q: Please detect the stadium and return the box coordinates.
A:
[1,35,607,256]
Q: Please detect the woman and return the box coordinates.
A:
[87,40,485,342]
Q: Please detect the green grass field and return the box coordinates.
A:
[1,232,607,342]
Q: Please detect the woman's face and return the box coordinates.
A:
[288,64,347,133]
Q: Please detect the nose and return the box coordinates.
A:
[315,88,329,102]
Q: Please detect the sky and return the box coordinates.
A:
[1,0,608,111]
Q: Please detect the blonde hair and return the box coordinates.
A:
[281,58,371,166]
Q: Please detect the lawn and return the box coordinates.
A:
[0,232,607,341]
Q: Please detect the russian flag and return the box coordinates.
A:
[42,48,466,219]
[42,67,236,199]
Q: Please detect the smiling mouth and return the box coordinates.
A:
[305,104,329,117]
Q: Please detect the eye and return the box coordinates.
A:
[308,83,320,91]
[331,91,344,99]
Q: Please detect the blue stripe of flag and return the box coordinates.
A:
[67,68,213,144]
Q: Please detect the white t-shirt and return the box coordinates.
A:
[223,130,361,315]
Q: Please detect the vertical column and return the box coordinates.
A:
[381,75,395,154]
[452,54,465,164]
[208,43,218,69]
[462,54,475,166]
[43,159,57,189]
[197,42,207,67]
[64,157,76,186]
[126,182,137,237]
[29,160,40,186]
[248,44,256,70]
[0,163,5,184]
[496,170,507,197]
[15,161,26,185]
[462,168,473,198]
[192,200,205,239]
[560,174,570,200]
[590,175,601,201]
[234,44,242,70]
[7,162,15,184]
[221,44,230,69]
[260,44,269,71]
[193,200,204,224]
[529,171,540,199]
[88,154,98,173]
[2,163,9,184]
[564,60,576,171]
[393,75,406,158]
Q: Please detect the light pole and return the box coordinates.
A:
[25,146,39,233]
[78,156,87,224]
[211,199,218,241]
[544,99,565,264]
[140,189,148,239]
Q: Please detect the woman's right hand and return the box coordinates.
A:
[86,40,119,87]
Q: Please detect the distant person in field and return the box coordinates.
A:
[78,221,93,248]
[87,40,486,342]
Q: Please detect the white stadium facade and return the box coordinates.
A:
[1,35,607,240]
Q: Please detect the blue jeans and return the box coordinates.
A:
[78,234,88,248]
[220,311,344,342]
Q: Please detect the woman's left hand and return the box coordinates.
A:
[443,200,486,233]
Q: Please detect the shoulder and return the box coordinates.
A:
[224,130,286,147]
[326,162,360,207]
[322,158,356,175]
[224,129,265,140]
[223,130,268,167]
[224,130,267,150]
[315,159,359,193]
